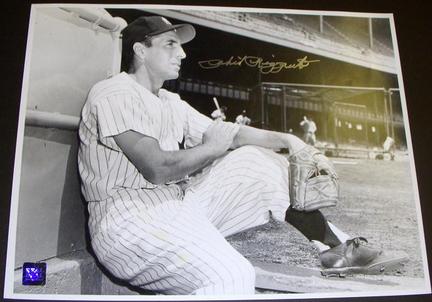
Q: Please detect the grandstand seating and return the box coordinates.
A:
[181,10,395,67]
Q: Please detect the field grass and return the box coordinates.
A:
[227,156,425,279]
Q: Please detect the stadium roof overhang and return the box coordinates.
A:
[141,9,398,75]
[261,82,387,102]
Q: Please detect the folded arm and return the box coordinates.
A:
[113,121,237,185]
[231,125,306,154]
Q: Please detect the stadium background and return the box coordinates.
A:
[109,8,405,154]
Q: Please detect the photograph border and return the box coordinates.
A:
[2,2,432,301]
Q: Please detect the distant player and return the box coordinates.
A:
[383,136,396,160]
[300,115,317,146]
[211,105,227,121]
[235,110,251,125]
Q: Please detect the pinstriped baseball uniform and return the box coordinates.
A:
[78,72,291,295]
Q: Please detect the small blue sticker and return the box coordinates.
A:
[22,262,46,285]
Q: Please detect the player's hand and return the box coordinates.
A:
[202,121,237,157]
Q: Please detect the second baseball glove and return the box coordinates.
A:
[288,145,339,212]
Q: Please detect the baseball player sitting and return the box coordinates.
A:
[78,16,400,295]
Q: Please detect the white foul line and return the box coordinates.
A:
[332,160,358,165]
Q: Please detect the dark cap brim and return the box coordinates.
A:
[149,24,196,44]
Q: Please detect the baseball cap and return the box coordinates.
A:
[121,16,196,46]
[120,16,195,71]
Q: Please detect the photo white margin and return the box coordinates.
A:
[4,3,431,301]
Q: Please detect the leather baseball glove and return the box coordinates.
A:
[288,145,339,212]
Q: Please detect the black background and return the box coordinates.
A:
[1,1,431,302]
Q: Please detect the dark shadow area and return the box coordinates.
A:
[56,132,86,257]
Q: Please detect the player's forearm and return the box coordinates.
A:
[232,125,305,153]
[140,143,221,185]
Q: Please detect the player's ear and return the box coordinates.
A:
[132,42,146,61]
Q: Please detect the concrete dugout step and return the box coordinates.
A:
[13,249,142,295]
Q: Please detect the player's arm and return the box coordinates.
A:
[231,125,306,154]
[113,121,237,185]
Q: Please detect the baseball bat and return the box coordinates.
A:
[212,97,221,111]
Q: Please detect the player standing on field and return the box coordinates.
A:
[300,115,317,146]
[235,110,251,125]
[211,105,227,121]
[78,16,399,295]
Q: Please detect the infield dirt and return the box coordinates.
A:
[228,155,425,279]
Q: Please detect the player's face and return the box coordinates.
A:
[143,31,186,81]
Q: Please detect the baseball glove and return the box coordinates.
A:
[288,145,339,212]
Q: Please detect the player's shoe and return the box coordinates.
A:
[319,237,408,277]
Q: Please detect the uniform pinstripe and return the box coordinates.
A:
[78,72,291,295]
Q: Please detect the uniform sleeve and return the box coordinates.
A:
[95,93,158,149]
[180,102,212,148]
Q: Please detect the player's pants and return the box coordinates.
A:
[304,132,316,146]
[88,146,290,295]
